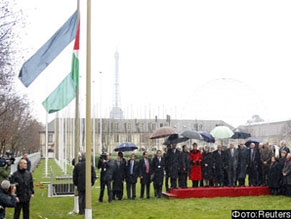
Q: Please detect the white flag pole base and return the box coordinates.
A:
[85,209,92,219]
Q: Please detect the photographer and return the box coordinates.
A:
[0,180,17,219]
[0,158,11,183]
[97,152,114,203]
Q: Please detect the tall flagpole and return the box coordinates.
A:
[85,0,92,217]
[73,0,80,214]
[45,113,48,177]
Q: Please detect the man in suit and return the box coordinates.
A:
[163,145,171,192]
[260,142,272,186]
[139,151,151,199]
[152,150,165,198]
[179,145,190,188]
[237,142,250,186]
[166,143,181,189]
[248,143,260,186]
[226,143,238,186]
[213,145,227,187]
[112,155,125,200]
[125,153,138,200]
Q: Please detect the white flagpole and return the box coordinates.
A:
[99,71,102,155]
[45,112,48,177]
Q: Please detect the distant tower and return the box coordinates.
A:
[110,50,124,119]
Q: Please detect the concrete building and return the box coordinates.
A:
[39,117,233,160]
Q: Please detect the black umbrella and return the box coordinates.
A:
[231,128,251,139]
[180,130,203,141]
[198,131,215,143]
[114,142,138,152]
[163,134,189,145]
[245,139,261,147]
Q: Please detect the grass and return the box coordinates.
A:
[6,158,291,219]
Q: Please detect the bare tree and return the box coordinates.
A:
[0,0,43,156]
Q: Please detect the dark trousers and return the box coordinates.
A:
[14,201,30,219]
[248,165,259,186]
[99,180,113,202]
[140,182,150,198]
[126,182,136,199]
[192,180,199,187]
[178,172,188,188]
[154,182,163,198]
[78,190,85,214]
[215,167,224,186]
[262,164,269,185]
[165,174,170,192]
[170,177,177,189]
[228,165,237,186]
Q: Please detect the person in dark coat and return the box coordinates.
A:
[10,159,34,219]
[226,143,238,186]
[73,152,96,214]
[98,152,115,203]
[112,155,125,200]
[0,180,17,219]
[178,145,190,188]
[202,146,213,187]
[237,142,249,186]
[282,153,291,197]
[139,151,151,199]
[152,150,165,198]
[117,151,126,199]
[279,150,287,195]
[125,153,139,200]
[163,145,171,192]
[166,143,181,189]
[268,156,281,195]
[212,145,227,187]
[248,143,260,186]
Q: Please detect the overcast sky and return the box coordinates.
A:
[15,0,291,127]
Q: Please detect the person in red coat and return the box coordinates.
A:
[189,143,203,187]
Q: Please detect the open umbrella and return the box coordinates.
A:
[245,139,261,147]
[163,134,189,145]
[180,130,203,141]
[210,126,234,139]
[231,128,251,139]
[198,131,215,143]
[150,126,177,139]
[114,142,138,152]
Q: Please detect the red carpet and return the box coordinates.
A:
[162,186,270,199]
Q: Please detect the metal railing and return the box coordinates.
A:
[10,152,41,173]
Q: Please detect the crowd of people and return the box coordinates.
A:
[0,153,34,219]
[77,139,290,209]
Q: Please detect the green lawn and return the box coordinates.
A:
[6,159,290,219]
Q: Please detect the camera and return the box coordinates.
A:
[100,153,107,161]
[0,150,15,167]
[0,157,14,167]
[8,183,18,194]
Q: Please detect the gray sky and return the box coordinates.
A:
[15,0,291,127]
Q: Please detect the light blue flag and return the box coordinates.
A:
[18,11,78,87]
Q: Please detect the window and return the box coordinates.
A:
[48,134,53,143]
